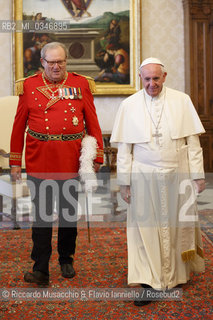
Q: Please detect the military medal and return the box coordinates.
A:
[78,87,82,99]
[72,116,79,126]
[73,87,78,99]
[71,88,75,99]
[58,88,63,99]
[64,88,69,99]
[69,88,74,99]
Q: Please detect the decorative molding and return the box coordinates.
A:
[183,0,213,171]
[182,0,213,16]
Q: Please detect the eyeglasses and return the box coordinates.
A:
[43,59,66,67]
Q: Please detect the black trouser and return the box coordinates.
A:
[27,175,78,275]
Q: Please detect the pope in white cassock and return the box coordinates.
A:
[110,57,206,307]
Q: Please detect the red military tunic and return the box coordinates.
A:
[10,72,104,179]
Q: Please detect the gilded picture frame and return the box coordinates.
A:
[14,0,141,95]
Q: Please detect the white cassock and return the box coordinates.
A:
[110,86,205,289]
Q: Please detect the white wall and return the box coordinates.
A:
[0,0,184,133]
[141,0,184,91]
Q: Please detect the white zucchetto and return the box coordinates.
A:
[140,57,164,69]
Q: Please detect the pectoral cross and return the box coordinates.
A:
[152,128,162,145]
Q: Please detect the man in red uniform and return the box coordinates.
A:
[10,42,103,285]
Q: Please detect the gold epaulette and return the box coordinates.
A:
[73,72,96,94]
[84,75,96,94]
[15,74,38,96]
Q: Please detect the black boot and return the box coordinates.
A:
[24,271,49,285]
[134,283,152,307]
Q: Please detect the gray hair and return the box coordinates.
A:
[160,65,166,73]
[40,42,68,59]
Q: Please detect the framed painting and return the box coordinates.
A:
[14,0,142,95]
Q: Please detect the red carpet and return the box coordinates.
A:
[0,221,212,319]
